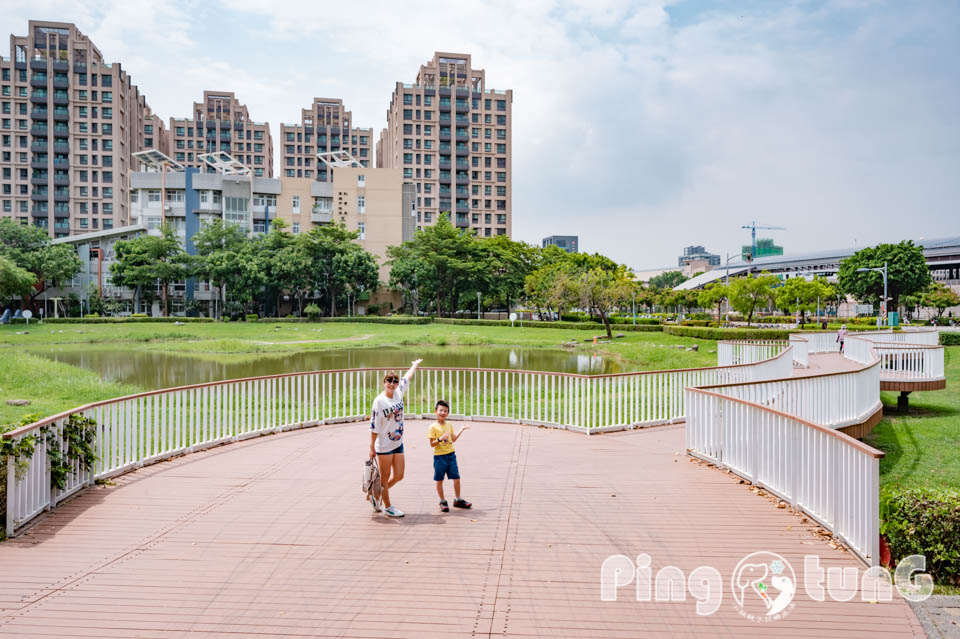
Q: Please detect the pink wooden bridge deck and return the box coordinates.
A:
[0,414,923,638]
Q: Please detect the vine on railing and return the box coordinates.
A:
[46,414,98,490]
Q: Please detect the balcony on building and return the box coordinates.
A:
[456,87,470,98]
[52,108,69,121]
[439,130,451,143]
[30,90,48,104]
[455,130,469,142]
[438,86,451,97]
[30,140,48,152]
[52,91,69,106]
[52,156,69,168]
[53,204,70,217]
[29,57,48,71]
[52,75,68,89]
[455,173,469,186]
[30,157,48,170]
[53,189,69,202]
[53,173,69,186]
[30,108,48,120]
[73,61,86,73]
[31,205,49,216]
[439,99,451,113]
[455,145,468,157]
[439,172,452,185]
[51,59,68,72]
[311,207,333,224]
[30,190,48,201]
[30,123,48,136]
[53,139,69,153]
[455,212,469,228]
[438,158,452,169]
[30,75,47,88]
[455,100,469,114]
[455,200,469,213]
[31,172,48,186]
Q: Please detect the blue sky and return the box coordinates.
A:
[3,0,958,269]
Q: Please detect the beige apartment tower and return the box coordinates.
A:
[280,98,373,180]
[168,91,273,177]
[0,20,158,236]
[379,52,513,238]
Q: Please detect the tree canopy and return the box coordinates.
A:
[648,270,688,290]
[0,219,81,310]
[728,273,780,325]
[836,241,931,310]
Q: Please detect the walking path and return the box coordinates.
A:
[0,404,923,637]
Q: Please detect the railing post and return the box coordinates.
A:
[5,453,14,538]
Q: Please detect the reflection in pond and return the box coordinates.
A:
[34,346,621,391]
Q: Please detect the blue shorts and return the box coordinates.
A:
[433,452,460,481]
[377,443,404,456]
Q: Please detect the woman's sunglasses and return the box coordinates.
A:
[384,377,400,384]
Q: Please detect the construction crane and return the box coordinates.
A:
[741,221,786,261]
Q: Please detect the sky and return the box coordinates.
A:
[3,0,958,270]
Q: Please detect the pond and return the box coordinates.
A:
[34,346,623,391]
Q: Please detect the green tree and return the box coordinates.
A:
[480,235,537,313]
[920,283,960,322]
[570,265,634,338]
[697,282,728,320]
[0,218,81,311]
[648,270,688,290]
[774,276,835,325]
[0,254,38,301]
[191,220,249,317]
[386,214,485,316]
[728,273,779,325]
[111,227,190,317]
[303,223,378,316]
[836,240,932,311]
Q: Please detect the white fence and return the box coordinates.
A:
[4,350,794,537]
[686,389,881,566]
[789,334,809,367]
[717,340,789,367]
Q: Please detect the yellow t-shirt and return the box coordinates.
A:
[428,421,455,456]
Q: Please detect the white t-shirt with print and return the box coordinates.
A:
[370,377,409,454]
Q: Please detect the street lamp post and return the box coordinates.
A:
[723,252,738,325]
[477,291,481,320]
[856,261,888,327]
[632,290,637,325]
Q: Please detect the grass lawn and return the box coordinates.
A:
[865,345,960,491]
[0,322,719,425]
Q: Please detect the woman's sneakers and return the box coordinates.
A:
[439,500,450,512]
[453,498,472,509]
[368,493,381,513]
[383,505,405,518]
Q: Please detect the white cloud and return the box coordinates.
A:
[2,0,957,267]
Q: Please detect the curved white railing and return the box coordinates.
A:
[4,349,795,537]
[717,340,789,367]
[789,334,809,367]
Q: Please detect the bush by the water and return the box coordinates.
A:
[941,332,960,346]
[663,325,796,340]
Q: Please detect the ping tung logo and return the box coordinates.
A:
[732,552,797,622]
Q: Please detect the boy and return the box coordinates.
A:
[428,400,471,512]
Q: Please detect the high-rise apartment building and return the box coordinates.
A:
[379,52,513,238]
[543,235,578,253]
[280,98,373,180]
[0,20,158,237]
[167,91,273,177]
[679,245,720,267]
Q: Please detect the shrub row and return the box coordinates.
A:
[941,332,960,346]
[663,325,797,340]
[42,317,215,324]
[434,318,662,332]
[881,487,960,583]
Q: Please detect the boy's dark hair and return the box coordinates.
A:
[435,399,450,410]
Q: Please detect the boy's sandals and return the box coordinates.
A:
[453,498,472,509]
[439,500,449,512]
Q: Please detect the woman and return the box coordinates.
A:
[368,358,422,517]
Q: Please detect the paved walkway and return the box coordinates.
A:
[0,416,923,637]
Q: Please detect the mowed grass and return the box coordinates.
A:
[0,322,720,425]
[865,345,960,491]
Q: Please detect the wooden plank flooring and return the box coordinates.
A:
[0,413,923,637]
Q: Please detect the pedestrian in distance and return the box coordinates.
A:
[367,359,422,518]
[837,324,847,353]
[428,400,471,512]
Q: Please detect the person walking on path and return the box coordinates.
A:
[368,359,422,518]
[837,324,847,353]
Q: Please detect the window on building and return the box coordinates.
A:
[358,222,365,240]
[358,195,365,213]
[292,223,300,234]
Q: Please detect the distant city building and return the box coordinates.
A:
[742,237,783,261]
[0,20,160,237]
[279,98,372,180]
[379,52,513,237]
[167,91,274,178]
[543,235,578,253]
[678,245,720,267]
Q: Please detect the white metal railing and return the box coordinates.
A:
[4,350,794,537]
[873,345,945,380]
[686,389,881,566]
[789,334,809,367]
[717,340,789,367]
